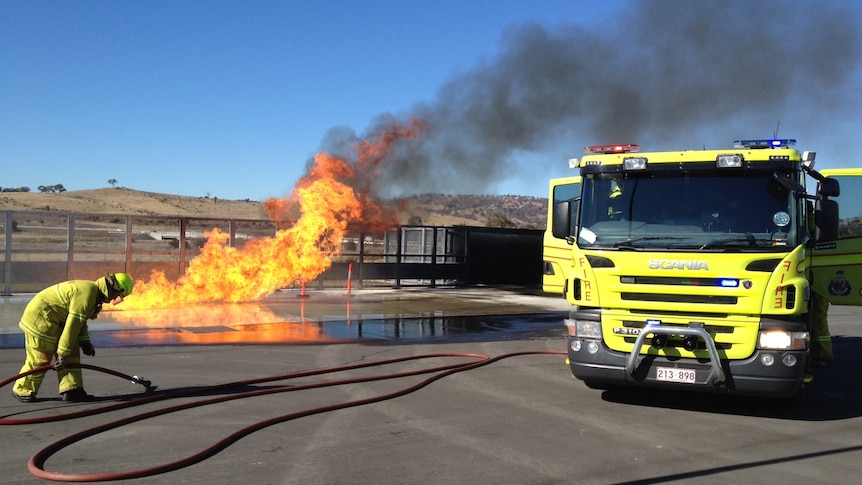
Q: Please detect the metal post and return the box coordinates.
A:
[394,228,403,289]
[461,226,470,285]
[125,216,133,272]
[2,212,12,295]
[430,227,438,288]
[358,232,365,290]
[67,214,75,281]
[179,218,188,275]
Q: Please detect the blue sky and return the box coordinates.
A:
[3,1,862,201]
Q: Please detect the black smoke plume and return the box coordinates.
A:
[321,0,862,196]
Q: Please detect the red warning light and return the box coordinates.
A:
[584,144,640,154]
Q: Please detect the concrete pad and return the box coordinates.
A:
[2,289,862,484]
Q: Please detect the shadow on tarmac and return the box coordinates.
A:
[600,335,862,421]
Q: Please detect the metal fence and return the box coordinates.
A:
[0,210,473,295]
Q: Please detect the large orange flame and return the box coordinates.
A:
[118,119,425,312]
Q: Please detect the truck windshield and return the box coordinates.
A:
[577,172,798,251]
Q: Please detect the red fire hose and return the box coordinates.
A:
[1,350,566,482]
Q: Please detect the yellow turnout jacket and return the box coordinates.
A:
[18,279,107,356]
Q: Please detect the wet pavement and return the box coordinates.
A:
[0,286,573,348]
[3,288,862,484]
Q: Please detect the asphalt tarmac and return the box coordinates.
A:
[2,287,862,484]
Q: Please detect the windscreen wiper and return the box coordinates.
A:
[699,233,769,249]
[613,236,688,249]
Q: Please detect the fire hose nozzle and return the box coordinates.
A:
[131,375,152,388]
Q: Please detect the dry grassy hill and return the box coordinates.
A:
[398,194,547,229]
[0,188,548,229]
[0,188,267,219]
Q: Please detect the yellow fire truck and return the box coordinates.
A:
[546,139,862,398]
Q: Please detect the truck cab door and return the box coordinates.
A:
[811,169,862,305]
[543,176,581,294]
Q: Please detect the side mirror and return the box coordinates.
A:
[814,198,839,243]
[552,201,572,239]
[818,177,840,198]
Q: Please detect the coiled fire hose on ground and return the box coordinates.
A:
[1,350,566,482]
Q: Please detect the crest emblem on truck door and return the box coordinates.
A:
[829,271,851,296]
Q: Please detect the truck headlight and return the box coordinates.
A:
[716,154,743,168]
[623,157,647,170]
[564,318,602,338]
[757,330,808,350]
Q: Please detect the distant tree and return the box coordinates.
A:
[408,215,423,225]
[108,178,118,188]
[37,184,66,193]
[487,212,516,228]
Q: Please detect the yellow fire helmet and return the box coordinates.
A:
[108,272,135,297]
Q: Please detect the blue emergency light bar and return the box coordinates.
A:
[733,139,796,149]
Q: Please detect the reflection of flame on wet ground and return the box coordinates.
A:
[106,303,334,345]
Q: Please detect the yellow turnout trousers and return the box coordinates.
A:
[13,333,83,397]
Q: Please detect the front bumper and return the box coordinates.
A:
[566,335,807,398]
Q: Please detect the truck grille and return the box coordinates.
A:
[620,292,737,305]
[608,319,753,358]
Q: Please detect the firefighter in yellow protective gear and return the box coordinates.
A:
[608,181,623,219]
[810,290,833,366]
[12,273,134,403]
[803,199,833,383]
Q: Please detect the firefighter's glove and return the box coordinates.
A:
[80,341,96,357]
[54,354,68,370]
